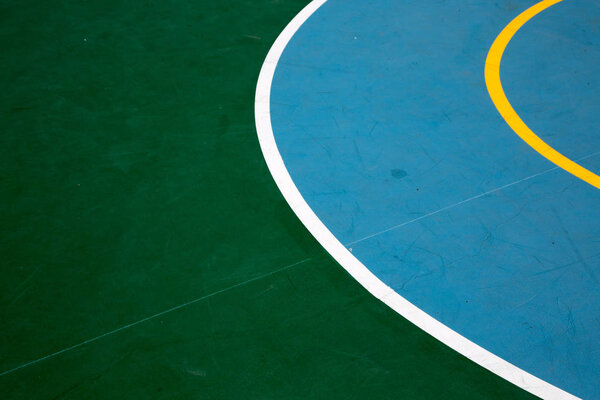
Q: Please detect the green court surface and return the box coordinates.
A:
[1,1,537,398]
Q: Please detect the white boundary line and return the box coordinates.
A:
[254,1,579,399]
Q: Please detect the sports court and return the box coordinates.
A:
[2,0,598,398]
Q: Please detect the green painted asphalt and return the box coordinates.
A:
[1,0,537,398]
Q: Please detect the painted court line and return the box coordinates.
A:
[0,258,311,378]
[346,151,600,247]
[485,0,600,190]
[255,0,582,398]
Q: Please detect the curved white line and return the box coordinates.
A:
[254,1,579,399]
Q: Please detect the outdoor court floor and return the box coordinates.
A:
[2,0,598,399]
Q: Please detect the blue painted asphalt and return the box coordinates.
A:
[270,0,600,398]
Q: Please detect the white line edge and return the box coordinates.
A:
[253,1,579,399]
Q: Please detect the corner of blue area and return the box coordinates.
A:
[270,0,600,398]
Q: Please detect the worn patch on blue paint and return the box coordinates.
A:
[270,0,600,398]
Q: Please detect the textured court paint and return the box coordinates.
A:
[501,0,600,172]
[485,0,600,190]
[256,1,575,399]
[269,0,600,398]
[0,0,537,399]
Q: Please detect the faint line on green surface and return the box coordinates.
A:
[0,258,311,378]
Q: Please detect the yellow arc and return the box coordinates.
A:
[485,0,600,190]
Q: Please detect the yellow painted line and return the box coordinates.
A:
[485,0,600,190]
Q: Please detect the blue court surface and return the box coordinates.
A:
[266,0,600,398]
